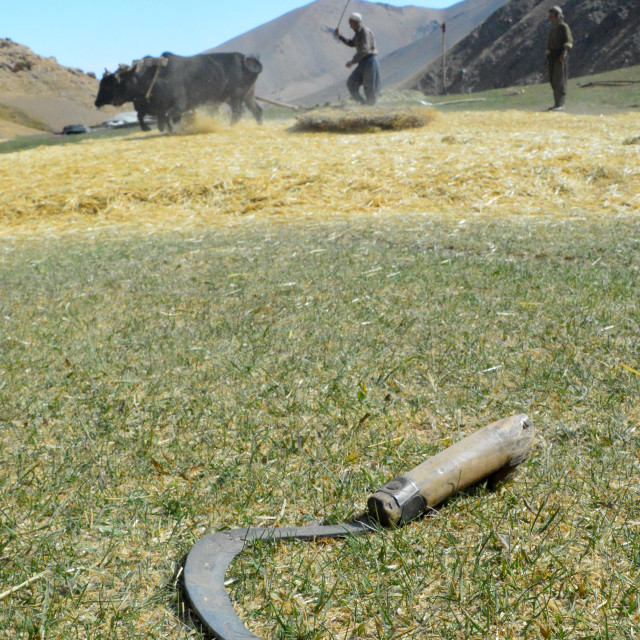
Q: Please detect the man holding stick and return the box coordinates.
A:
[334,13,380,106]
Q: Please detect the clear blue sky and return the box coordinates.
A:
[3,0,457,76]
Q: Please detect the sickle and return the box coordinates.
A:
[184,520,376,640]
[183,414,534,639]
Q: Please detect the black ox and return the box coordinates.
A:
[95,52,263,131]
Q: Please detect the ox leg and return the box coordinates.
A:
[137,110,151,132]
[229,97,245,124]
[159,109,180,133]
[161,114,175,133]
[244,89,263,125]
[165,104,186,132]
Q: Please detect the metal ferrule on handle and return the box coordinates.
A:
[368,414,534,527]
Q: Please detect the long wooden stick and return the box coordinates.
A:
[336,0,352,30]
[580,80,640,88]
[0,570,50,602]
[254,95,303,111]
[420,98,487,107]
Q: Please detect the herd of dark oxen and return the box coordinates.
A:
[95,51,264,132]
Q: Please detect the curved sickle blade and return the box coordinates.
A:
[183,521,375,640]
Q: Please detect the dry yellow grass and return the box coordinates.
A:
[1,110,639,239]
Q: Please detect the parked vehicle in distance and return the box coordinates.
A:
[61,124,92,135]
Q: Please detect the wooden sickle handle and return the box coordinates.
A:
[368,414,535,527]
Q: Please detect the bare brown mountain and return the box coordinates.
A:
[0,38,116,136]
[404,0,640,95]
[209,0,509,103]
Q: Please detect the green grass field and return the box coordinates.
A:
[420,64,640,114]
[1,212,639,639]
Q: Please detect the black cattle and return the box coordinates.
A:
[95,52,263,131]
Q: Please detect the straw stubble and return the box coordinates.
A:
[1,110,638,238]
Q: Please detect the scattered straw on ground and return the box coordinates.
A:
[293,105,437,132]
[0,110,639,238]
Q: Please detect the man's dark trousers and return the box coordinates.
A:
[548,51,568,108]
[347,55,380,105]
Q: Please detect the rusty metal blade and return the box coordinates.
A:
[183,521,375,640]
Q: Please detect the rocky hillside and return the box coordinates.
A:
[0,38,115,136]
[404,0,640,95]
[210,0,509,103]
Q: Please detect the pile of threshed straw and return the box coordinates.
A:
[1,111,639,238]
[294,105,436,133]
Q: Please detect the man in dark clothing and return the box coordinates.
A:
[543,5,573,111]
[334,13,380,106]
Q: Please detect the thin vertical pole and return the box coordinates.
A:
[441,22,447,95]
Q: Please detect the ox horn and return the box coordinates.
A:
[115,63,131,81]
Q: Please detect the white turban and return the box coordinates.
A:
[349,12,362,23]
